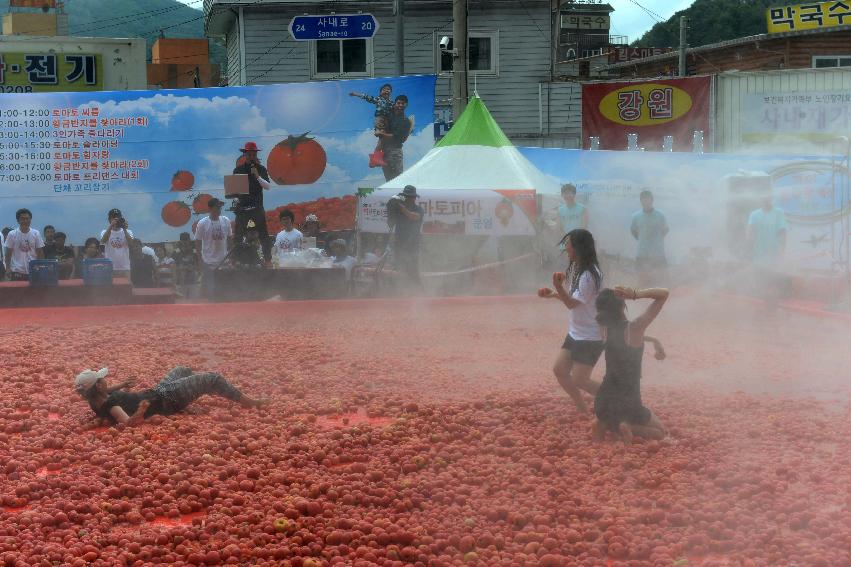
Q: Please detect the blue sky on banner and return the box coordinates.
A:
[0,75,436,243]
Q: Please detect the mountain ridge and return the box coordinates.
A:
[635,0,778,48]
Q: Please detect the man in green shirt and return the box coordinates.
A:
[630,190,669,287]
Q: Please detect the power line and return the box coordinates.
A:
[622,0,724,75]
[517,0,550,43]
[625,0,667,25]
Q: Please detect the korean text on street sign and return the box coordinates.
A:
[289,14,379,41]
[766,1,851,33]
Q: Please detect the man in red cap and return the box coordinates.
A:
[232,141,272,265]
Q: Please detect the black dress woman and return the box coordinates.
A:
[593,286,669,443]
[75,366,266,426]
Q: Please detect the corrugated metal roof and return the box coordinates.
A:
[601,24,851,70]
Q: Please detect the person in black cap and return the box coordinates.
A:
[232,141,272,266]
[233,219,264,268]
[74,366,266,427]
[100,208,134,278]
[194,196,232,299]
[388,185,424,284]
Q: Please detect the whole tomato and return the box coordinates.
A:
[266,133,327,185]
[171,170,195,191]
[192,193,213,214]
[161,201,191,227]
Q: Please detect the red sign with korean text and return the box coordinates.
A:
[581,76,711,151]
[10,0,56,7]
[608,46,673,63]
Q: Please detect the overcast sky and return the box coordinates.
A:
[182,0,696,45]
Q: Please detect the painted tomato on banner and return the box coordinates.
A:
[192,193,213,214]
[170,170,195,191]
[266,134,327,185]
[161,202,191,226]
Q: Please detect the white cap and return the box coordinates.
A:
[74,368,108,393]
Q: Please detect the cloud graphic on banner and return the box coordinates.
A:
[86,94,268,134]
[256,80,344,134]
[318,128,377,156]
[320,123,435,160]
[21,191,160,245]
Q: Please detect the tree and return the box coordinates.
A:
[634,0,779,48]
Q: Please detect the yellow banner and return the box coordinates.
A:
[767,1,851,33]
[0,53,102,93]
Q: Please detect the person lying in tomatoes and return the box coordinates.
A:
[75,366,266,426]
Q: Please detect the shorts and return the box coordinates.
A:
[561,334,604,366]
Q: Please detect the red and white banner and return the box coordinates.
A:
[582,76,711,151]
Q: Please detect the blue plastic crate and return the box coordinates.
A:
[82,258,114,286]
[29,259,59,286]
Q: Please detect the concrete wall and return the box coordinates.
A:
[0,36,147,91]
[152,38,210,65]
[2,13,57,36]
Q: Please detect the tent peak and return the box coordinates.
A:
[436,97,512,149]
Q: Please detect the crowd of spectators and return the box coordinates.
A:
[1,202,362,298]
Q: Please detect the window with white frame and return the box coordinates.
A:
[436,31,499,76]
[812,55,851,68]
[311,39,372,78]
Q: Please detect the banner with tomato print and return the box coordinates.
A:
[581,76,711,152]
[0,74,436,244]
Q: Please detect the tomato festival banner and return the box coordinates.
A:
[0,75,436,243]
[581,76,711,151]
[358,189,537,236]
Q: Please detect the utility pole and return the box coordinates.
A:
[452,0,468,120]
[678,15,688,77]
[395,0,405,76]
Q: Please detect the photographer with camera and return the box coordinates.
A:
[99,208,134,278]
[232,141,273,266]
[387,185,424,285]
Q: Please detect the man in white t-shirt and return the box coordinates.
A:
[4,208,45,281]
[99,208,135,278]
[194,197,232,300]
[273,209,303,264]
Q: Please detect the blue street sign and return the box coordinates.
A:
[289,14,379,41]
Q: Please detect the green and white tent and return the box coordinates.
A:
[378,96,559,192]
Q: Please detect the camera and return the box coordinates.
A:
[439,36,451,50]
